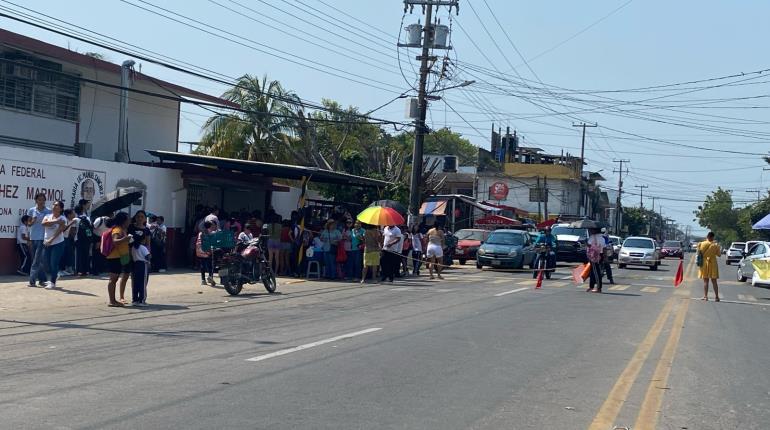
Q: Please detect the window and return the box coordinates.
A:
[623,238,654,249]
[552,226,588,239]
[751,244,765,256]
[486,232,525,246]
[0,53,80,122]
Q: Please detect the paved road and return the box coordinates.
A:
[1,254,769,429]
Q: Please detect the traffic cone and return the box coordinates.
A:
[535,269,543,289]
[673,260,684,287]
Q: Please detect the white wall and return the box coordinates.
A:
[271,186,323,219]
[476,175,580,216]
[78,70,179,162]
[0,55,180,162]
[0,108,76,148]
[0,146,184,238]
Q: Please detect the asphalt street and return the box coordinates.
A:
[2,254,769,429]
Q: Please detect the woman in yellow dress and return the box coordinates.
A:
[698,231,721,301]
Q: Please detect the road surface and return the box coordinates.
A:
[1,254,768,429]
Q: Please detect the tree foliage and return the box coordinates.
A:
[194,77,478,206]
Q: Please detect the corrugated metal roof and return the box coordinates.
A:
[146,150,389,187]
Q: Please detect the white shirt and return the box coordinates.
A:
[94,216,111,235]
[238,231,253,242]
[587,233,604,249]
[65,217,80,241]
[131,244,151,262]
[43,214,67,246]
[17,224,29,244]
[383,226,403,253]
[412,233,423,253]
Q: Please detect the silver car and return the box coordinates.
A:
[726,242,745,265]
[617,236,660,270]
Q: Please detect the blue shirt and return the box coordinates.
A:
[535,233,557,248]
[27,206,51,241]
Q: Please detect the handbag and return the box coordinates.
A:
[696,249,703,267]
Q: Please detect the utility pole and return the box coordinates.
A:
[613,159,629,235]
[573,122,597,216]
[635,185,649,208]
[537,176,542,222]
[402,0,458,227]
[651,196,658,238]
[746,189,762,202]
[543,176,548,222]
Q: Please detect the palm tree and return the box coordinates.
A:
[198,74,306,163]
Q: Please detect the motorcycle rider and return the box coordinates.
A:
[532,226,557,278]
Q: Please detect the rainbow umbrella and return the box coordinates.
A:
[357,206,405,226]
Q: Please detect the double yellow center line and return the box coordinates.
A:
[588,296,690,429]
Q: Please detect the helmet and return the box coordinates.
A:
[601,227,607,233]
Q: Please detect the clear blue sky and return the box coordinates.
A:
[3,0,770,232]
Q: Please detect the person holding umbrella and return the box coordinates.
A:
[586,227,605,292]
[356,206,405,283]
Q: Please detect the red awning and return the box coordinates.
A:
[475,214,522,226]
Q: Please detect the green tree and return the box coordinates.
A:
[622,207,650,236]
[197,74,304,163]
[694,187,739,243]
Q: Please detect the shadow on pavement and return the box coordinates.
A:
[55,288,99,297]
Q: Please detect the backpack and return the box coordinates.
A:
[100,229,115,257]
[77,215,94,242]
[151,226,166,248]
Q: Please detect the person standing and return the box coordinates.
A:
[320,220,341,279]
[381,224,403,282]
[196,221,216,286]
[410,225,423,276]
[361,225,382,284]
[425,225,445,280]
[27,193,51,288]
[204,207,220,231]
[92,213,112,276]
[348,221,365,281]
[104,212,132,307]
[59,209,78,277]
[338,220,352,280]
[586,228,605,293]
[601,228,615,284]
[151,215,168,273]
[698,231,721,302]
[128,211,151,305]
[74,204,93,277]
[532,226,557,279]
[16,215,31,276]
[41,201,70,289]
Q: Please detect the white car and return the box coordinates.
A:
[737,241,770,286]
[618,236,660,270]
[608,235,622,257]
[726,241,745,265]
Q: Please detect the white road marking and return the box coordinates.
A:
[608,285,630,291]
[390,287,452,292]
[492,279,510,284]
[245,328,382,362]
[640,287,660,293]
[737,294,758,302]
[494,287,529,297]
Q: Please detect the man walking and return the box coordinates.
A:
[27,193,51,287]
[601,228,615,284]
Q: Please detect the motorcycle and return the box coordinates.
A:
[532,244,555,280]
[219,237,277,296]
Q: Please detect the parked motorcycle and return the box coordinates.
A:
[219,237,277,296]
[532,244,555,280]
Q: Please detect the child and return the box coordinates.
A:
[131,242,151,306]
[16,215,31,275]
[196,221,216,286]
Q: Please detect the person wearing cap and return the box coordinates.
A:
[533,226,557,279]
[601,227,615,284]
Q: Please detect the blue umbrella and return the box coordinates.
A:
[752,213,770,230]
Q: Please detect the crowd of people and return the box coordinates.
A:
[16,192,168,307]
[187,205,454,285]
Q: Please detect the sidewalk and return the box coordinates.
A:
[0,270,309,313]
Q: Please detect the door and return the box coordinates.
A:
[745,243,766,278]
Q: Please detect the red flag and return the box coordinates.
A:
[572,263,587,285]
[673,260,684,287]
[535,269,543,289]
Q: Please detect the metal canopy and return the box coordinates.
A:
[146,150,389,187]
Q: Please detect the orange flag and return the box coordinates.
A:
[535,269,543,289]
[673,260,684,287]
[572,263,591,284]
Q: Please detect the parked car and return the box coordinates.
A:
[737,241,770,286]
[744,241,762,255]
[551,224,588,262]
[476,229,535,270]
[608,235,622,257]
[454,229,491,265]
[660,240,684,259]
[618,236,660,270]
[726,242,745,265]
